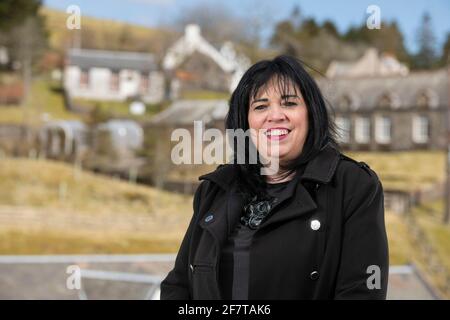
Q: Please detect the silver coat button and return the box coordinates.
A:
[310,219,321,231]
[310,271,319,280]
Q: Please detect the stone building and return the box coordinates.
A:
[319,49,449,151]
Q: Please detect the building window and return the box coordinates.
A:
[375,116,391,144]
[335,116,351,144]
[412,115,429,143]
[379,94,392,108]
[417,90,438,109]
[378,93,400,109]
[140,73,149,93]
[79,69,89,89]
[417,93,430,108]
[110,71,120,92]
[355,117,371,144]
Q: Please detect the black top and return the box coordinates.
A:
[218,178,296,300]
[266,179,294,201]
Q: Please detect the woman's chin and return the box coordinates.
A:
[264,153,289,164]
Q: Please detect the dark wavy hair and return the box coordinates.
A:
[225,55,339,202]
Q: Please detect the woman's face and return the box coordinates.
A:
[248,78,309,165]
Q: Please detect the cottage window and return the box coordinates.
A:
[375,116,391,144]
[354,117,371,144]
[140,73,149,93]
[417,90,438,109]
[110,71,120,92]
[335,116,351,144]
[412,115,429,143]
[379,94,392,108]
[79,69,89,89]
[417,93,430,108]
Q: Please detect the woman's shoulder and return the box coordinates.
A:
[334,153,384,220]
[196,163,237,195]
[335,152,382,188]
[338,153,374,174]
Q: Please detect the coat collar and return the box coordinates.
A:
[198,142,341,189]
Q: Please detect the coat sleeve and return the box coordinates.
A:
[334,167,389,300]
[160,181,206,300]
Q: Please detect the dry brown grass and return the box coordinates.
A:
[0,157,194,253]
[347,150,445,192]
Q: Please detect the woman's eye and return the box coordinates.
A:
[283,101,297,106]
[254,105,267,110]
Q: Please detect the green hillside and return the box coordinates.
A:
[0,157,193,253]
[41,7,177,57]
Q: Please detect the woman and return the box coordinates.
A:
[160,55,389,300]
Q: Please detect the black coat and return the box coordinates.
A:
[160,143,389,300]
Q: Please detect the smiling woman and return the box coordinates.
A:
[228,55,338,191]
[161,55,389,300]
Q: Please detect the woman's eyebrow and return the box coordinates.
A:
[281,94,300,99]
[251,98,269,105]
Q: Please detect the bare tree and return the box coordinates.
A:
[172,1,254,45]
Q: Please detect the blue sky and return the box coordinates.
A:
[44,0,450,54]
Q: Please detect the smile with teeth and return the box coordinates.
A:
[263,128,291,141]
[264,129,290,136]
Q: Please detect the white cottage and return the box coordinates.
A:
[64,49,165,104]
[163,24,250,98]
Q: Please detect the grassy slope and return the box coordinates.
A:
[347,150,445,192]
[0,157,193,253]
[0,79,80,125]
[385,212,416,265]
[179,90,230,100]
[412,200,450,273]
[41,7,174,54]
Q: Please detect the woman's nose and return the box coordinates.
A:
[267,105,287,122]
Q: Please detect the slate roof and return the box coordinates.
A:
[317,68,449,111]
[67,49,157,72]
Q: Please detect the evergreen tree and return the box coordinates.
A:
[0,0,42,31]
[439,32,450,66]
[414,12,438,69]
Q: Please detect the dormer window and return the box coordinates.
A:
[417,90,439,109]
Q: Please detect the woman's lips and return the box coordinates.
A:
[264,128,291,141]
[267,133,289,141]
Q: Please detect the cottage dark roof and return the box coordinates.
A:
[67,49,157,72]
